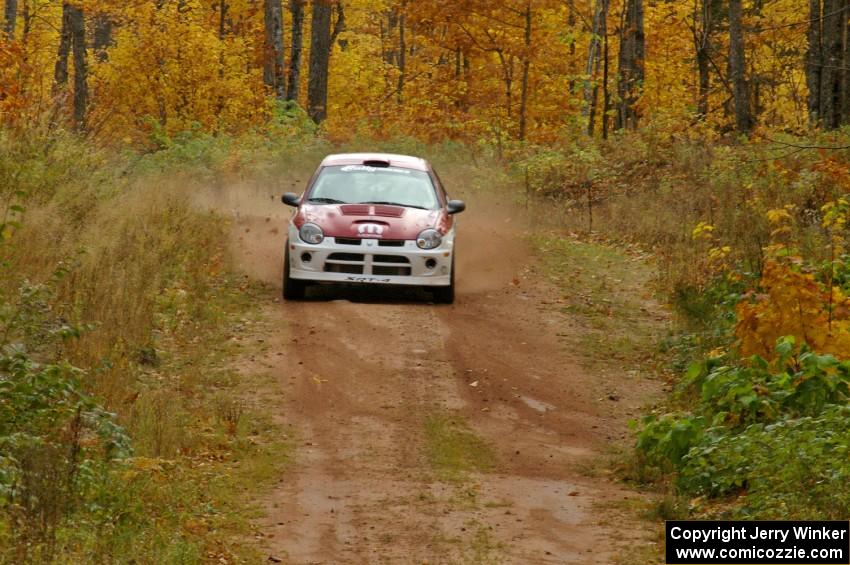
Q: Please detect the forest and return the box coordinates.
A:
[3,0,850,563]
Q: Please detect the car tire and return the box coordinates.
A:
[432,256,455,304]
[283,244,306,300]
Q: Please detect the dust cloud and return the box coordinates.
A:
[195,173,533,297]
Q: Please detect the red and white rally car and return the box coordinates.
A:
[281,153,466,303]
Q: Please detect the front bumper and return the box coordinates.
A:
[287,226,454,287]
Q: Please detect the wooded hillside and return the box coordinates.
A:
[0,0,841,141]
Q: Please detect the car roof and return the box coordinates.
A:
[320,153,431,172]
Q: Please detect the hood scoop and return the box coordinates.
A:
[372,205,405,218]
[339,204,406,218]
[340,204,371,216]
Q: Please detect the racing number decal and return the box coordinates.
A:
[357,224,386,236]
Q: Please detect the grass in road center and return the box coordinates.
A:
[423,412,497,483]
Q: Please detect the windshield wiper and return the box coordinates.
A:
[308,197,346,204]
[360,201,428,210]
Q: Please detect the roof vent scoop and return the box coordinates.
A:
[363,159,391,168]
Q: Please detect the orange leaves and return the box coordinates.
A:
[0,41,28,126]
[736,261,850,360]
[89,0,268,139]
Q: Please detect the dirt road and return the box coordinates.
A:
[223,184,660,564]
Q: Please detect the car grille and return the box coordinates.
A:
[325,263,364,274]
[378,240,405,247]
[372,255,410,277]
[327,253,365,262]
[325,252,365,275]
[373,255,408,264]
[323,252,411,277]
[335,237,361,246]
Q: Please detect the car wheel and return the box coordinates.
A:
[432,256,455,304]
[283,244,306,300]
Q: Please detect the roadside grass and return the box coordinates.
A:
[529,232,672,563]
[0,129,293,562]
[423,412,497,483]
[531,233,669,376]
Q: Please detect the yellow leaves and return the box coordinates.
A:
[822,198,850,231]
[736,261,850,360]
[766,207,792,225]
[691,221,714,240]
[707,246,731,262]
[121,456,173,482]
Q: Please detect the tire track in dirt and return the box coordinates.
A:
[220,185,660,563]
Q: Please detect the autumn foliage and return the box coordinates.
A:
[736,261,850,359]
[0,0,840,142]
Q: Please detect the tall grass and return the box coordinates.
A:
[513,131,844,328]
[0,125,299,562]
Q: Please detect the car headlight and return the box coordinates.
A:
[299,223,324,245]
[416,228,442,250]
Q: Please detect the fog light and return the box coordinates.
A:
[425,258,437,270]
[301,252,313,263]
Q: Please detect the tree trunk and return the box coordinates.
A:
[287,0,305,102]
[397,1,406,103]
[93,15,113,62]
[330,1,345,47]
[519,2,531,141]
[728,0,752,134]
[821,0,845,128]
[384,8,398,65]
[69,4,87,130]
[307,0,333,123]
[584,0,609,136]
[601,8,610,139]
[843,1,850,123]
[53,3,72,91]
[807,0,822,124]
[3,0,16,38]
[568,0,576,94]
[694,0,717,120]
[615,0,644,130]
[264,0,286,98]
[218,0,228,40]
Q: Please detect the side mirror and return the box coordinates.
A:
[447,199,466,215]
[282,192,301,207]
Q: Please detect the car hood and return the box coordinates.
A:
[294,203,452,240]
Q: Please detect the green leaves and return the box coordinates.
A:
[636,337,850,517]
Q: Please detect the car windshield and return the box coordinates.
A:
[308,165,439,210]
